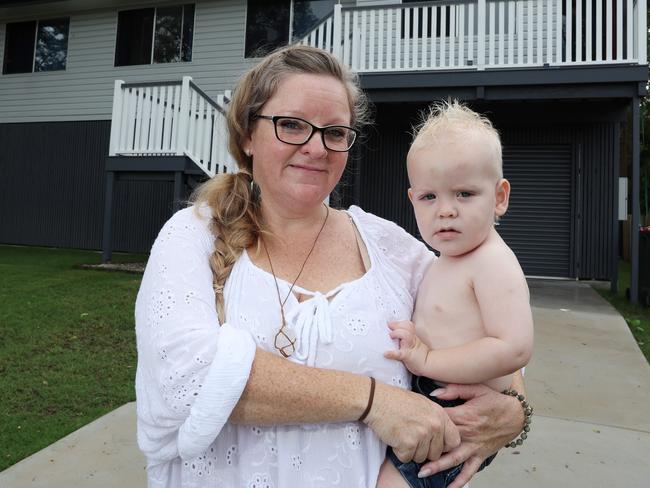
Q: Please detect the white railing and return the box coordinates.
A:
[303,0,647,72]
[108,76,236,177]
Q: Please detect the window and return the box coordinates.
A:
[245,0,334,58]
[114,4,194,66]
[2,18,69,74]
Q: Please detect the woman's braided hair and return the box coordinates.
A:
[192,45,370,324]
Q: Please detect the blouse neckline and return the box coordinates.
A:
[242,207,376,301]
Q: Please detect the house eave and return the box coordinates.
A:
[361,64,649,103]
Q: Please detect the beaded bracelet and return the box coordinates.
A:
[502,388,533,448]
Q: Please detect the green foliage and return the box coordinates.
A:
[0,245,145,471]
[595,261,650,364]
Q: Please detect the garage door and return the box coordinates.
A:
[498,145,574,278]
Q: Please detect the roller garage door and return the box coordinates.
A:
[498,145,574,278]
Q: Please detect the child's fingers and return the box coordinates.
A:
[388,320,415,331]
[389,329,414,346]
[383,350,404,361]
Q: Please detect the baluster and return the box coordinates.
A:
[441,4,447,67]
[626,0,633,60]
[369,10,376,71]
[468,3,475,66]
[576,0,583,62]
[488,2,495,66]
[152,86,162,152]
[162,86,173,152]
[422,6,429,68]
[527,0,533,64]
[202,104,211,168]
[449,5,456,67]
[387,8,393,70]
[536,0,543,63]
[615,0,622,60]
[507,1,514,65]
[431,6,438,68]
[606,0,613,61]
[596,0,603,61]
[360,10,367,71]
[498,1,505,65]
[343,10,351,66]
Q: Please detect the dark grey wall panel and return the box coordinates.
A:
[347,102,618,280]
[0,121,175,253]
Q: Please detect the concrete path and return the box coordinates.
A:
[2,280,649,487]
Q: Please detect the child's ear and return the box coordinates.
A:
[407,188,414,203]
[495,178,510,217]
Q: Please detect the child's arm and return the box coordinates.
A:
[385,251,534,383]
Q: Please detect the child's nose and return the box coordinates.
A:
[438,202,457,218]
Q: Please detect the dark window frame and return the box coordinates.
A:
[114,3,195,67]
[2,17,70,75]
[244,0,334,59]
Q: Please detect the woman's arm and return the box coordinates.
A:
[231,348,460,464]
[417,371,527,488]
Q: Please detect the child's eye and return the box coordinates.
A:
[421,193,436,201]
[457,191,472,198]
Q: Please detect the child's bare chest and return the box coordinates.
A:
[413,259,487,349]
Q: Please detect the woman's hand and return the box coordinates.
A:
[417,382,525,488]
[363,381,460,464]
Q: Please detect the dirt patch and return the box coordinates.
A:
[80,262,146,274]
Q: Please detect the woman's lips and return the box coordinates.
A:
[289,164,325,173]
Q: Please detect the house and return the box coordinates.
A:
[0,0,647,294]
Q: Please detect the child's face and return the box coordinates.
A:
[407,130,509,257]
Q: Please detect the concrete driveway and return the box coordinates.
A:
[2,280,649,487]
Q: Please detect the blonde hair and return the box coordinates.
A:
[410,99,503,178]
[193,44,369,324]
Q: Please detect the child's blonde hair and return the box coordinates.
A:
[410,99,503,178]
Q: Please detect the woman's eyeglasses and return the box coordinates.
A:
[252,115,358,152]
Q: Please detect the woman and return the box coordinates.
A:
[135,44,526,488]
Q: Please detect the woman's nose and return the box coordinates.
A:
[300,130,328,159]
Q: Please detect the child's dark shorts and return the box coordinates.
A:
[386,376,497,488]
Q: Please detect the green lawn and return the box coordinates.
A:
[0,245,145,471]
[595,260,650,364]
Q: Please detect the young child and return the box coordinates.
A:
[377,100,534,488]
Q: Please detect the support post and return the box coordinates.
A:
[173,171,184,213]
[102,171,115,263]
[611,123,620,294]
[638,0,647,64]
[176,76,192,156]
[108,80,124,156]
[630,96,640,302]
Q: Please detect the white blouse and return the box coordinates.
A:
[135,205,434,488]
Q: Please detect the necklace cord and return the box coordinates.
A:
[262,204,330,358]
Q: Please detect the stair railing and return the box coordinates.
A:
[108,77,236,177]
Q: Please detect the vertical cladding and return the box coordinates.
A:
[502,122,616,280]
[0,120,175,253]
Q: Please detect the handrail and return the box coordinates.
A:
[108,77,236,177]
[341,0,474,13]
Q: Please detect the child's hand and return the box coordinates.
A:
[384,320,430,376]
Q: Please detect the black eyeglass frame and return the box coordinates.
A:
[252,114,359,152]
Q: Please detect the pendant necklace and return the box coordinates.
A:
[262,204,330,358]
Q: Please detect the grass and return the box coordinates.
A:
[0,245,145,472]
[594,260,650,364]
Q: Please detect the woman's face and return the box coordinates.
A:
[244,73,352,215]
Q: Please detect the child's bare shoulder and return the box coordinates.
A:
[471,231,527,285]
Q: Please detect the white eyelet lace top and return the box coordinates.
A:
[135,205,434,488]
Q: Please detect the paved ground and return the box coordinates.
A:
[2,280,649,487]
